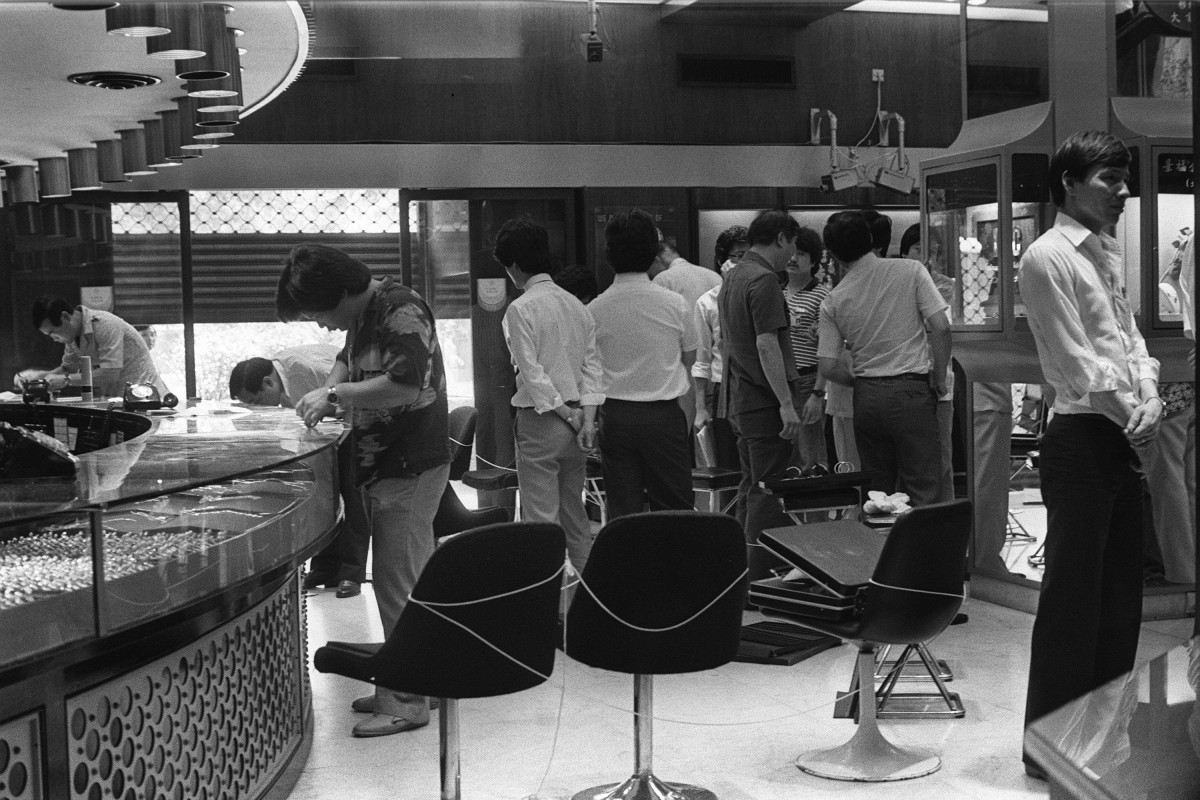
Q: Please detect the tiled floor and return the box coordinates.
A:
[291,582,1194,800]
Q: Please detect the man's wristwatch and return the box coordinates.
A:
[326,387,339,406]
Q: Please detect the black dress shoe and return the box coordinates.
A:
[303,572,333,590]
[336,579,362,598]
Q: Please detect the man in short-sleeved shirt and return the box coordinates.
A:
[651,236,722,314]
[27,297,167,398]
[590,209,696,518]
[281,244,449,739]
[817,210,951,506]
[718,209,802,581]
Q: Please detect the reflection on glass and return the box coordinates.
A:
[102,449,336,632]
[927,164,1001,327]
[1154,151,1194,328]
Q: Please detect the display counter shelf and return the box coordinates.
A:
[0,402,341,800]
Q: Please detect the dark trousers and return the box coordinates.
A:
[309,439,371,583]
[731,406,795,582]
[1023,414,1144,738]
[599,398,693,519]
[852,374,944,506]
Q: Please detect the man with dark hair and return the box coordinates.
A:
[718,208,802,580]
[589,208,696,517]
[1019,130,1162,776]
[229,345,340,407]
[22,295,167,398]
[651,234,721,312]
[278,242,450,739]
[229,344,369,599]
[861,209,893,257]
[714,225,749,274]
[817,210,950,506]
[694,226,751,426]
[495,217,603,573]
[554,264,599,304]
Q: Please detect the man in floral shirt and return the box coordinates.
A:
[277,243,450,739]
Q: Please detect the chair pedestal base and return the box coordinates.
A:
[796,734,940,782]
[572,774,716,800]
[798,645,941,782]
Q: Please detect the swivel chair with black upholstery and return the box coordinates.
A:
[565,511,747,800]
[765,498,972,782]
[314,521,566,800]
[433,405,510,538]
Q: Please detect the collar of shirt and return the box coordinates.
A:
[668,257,689,270]
[738,251,774,273]
[76,305,97,347]
[612,272,651,286]
[522,272,555,291]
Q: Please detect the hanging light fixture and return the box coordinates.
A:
[156,108,191,161]
[196,107,239,128]
[194,126,236,140]
[94,138,130,182]
[147,4,205,60]
[118,128,157,175]
[3,165,39,204]
[175,5,235,80]
[66,147,102,191]
[186,58,242,104]
[36,157,72,198]
[105,2,170,36]
[139,118,178,168]
[176,96,219,151]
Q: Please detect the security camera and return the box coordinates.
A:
[819,168,861,193]
[872,166,916,196]
[578,32,603,62]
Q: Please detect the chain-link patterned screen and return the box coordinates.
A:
[190,190,401,234]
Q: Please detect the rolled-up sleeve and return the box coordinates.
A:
[692,297,715,380]
[578,308,605,407]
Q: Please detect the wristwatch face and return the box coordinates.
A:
[327,389,338,405]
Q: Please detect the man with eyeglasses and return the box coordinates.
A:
[20,295,167,398]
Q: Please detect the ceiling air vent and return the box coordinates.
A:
[678,55,794,89]
[68,71,162,90]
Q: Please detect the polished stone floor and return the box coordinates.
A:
[290,581,1193,800]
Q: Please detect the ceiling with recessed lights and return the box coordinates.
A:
[0,1,307,167]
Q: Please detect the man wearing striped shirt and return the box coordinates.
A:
[784,226,830,471]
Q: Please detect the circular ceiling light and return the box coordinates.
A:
[105,4,170,36]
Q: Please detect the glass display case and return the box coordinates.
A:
[0,404,340,665]
[920,99,1194,619]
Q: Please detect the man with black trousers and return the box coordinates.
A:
[1019,130,1162,778]
[718,209,802,581]
[589,209,696,518]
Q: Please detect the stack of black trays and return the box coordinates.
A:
[748,519,886,621]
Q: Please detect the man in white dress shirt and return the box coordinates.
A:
[495,217,604,572]
[590,209,696,518]
[652,235,722,314]
[1020,130,1162,777]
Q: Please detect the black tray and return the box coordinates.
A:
[760,520,885,596]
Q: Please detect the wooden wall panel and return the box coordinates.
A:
[239,7,965,148]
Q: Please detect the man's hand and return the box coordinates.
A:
[1125,396,1163,446]
[576,418,597,451]
[779,404,802,440]
[694,405,711,431]
[295,387,335,428]
[801,394,824,425]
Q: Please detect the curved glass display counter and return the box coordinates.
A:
[0,402,341,800]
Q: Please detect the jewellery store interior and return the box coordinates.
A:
[0,2,1195,800]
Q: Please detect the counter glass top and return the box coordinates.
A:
[0,404,342,526]
[1025,640,1200,800]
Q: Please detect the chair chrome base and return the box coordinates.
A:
[796,735,941,782]
[572,774,716,800]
